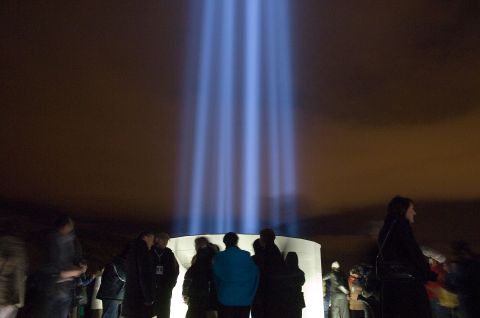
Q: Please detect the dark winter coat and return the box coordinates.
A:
[378,216,433,282]
[97,255,127,301]
[182,246,217,310]
[151,246,179,316]
[378,216,434,318]
[122,239,154,318]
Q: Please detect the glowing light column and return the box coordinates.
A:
[241,0,261,234]
[177,0,298,236]
[215,0,236,233]
[188,0,216,234]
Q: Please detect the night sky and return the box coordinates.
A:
[1,0,480,229]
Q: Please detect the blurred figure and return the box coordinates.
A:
[446,241,480,318]
[323,261,350,318]
[0,235,27,318]
[283,252,305,318]
[96,248,128,318]
[323,278,331,318]
[182,236,217,318]
[348,267,365,318]
[38,215,86,318]
[151,232,179,318]
[122,231,155,318]
[425,253,457,318]
[213,232,259,318]
[377,196,436,318]
[71,260,96,318]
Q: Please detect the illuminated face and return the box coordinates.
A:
[144,234,155,250]
[405,203,416,224]
[60,220,74,235]
[156,238,169,249]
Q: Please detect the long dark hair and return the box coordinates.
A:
[387,195,413,219]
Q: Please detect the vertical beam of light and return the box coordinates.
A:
[188,0,215,234]
[277,0,298,235]
[179,0,298,236]
[215,0,235,233]
[265,0,281,227]
[241,0,261,234]
[176,0,203,235]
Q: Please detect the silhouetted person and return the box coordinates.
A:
[213,232,259,318]
[96,248,128,318]
[283,252,305,318]
[251,239,266,318]
[323,261,350,318]
[37,215,86,318]
[0,235,26,318]
[258,228,286,318]
[182,237,217,318]
[122,231,155,318]
[377,196,436,318]
[151,232,179,318]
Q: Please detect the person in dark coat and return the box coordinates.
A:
[96,249,127,318]
[151,232,179,318]
[258,228,286,318]
[377,196,436,318]
[283,252,305,318]
[122,231,155,318]
[38,215,86,318]
[251,239,266,318]
[182,236,217,318]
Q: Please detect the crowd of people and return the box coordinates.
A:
[0,196,479,318]
[322,196,480,318]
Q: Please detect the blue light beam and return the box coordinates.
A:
[241,0,261,234]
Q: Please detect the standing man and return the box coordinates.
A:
[151,232,179,318]
[323,261,350,318]
[122,231,155,318]
[213,232,259,318]
[39,215,86,318]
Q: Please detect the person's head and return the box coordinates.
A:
[331,261,340,271]
[253,238,263,255]
[194,236,209,251]
[54,215,74,235]
[387,195,415,223]
[259,228,276,246]
[138,231,155,250]
[285,252,299,269]
[155,232,170,249]
[223,232,239,248]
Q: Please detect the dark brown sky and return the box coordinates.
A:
[1,0,480,223]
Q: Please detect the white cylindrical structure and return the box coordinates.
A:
[167,234,324,318]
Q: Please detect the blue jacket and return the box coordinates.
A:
[213,246,259,306]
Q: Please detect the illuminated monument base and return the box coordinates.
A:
[167,234,324,318]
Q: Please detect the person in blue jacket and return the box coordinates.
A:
[213,232,259,318]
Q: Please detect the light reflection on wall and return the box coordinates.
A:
[167,235,324,318]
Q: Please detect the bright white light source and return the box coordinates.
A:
[167,234,324,318]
